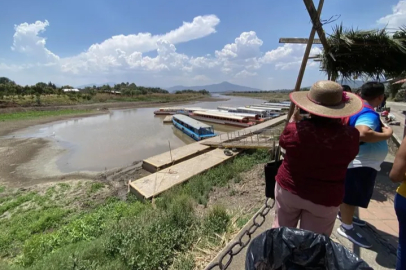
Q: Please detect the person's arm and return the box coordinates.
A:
[390,137,406,183]
[356,125,392,143]
[355,113,392,143]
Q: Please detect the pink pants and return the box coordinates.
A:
[272,183,339,236]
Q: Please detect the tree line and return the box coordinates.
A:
[175,89,210,95]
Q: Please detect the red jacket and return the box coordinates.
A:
[276,120,360,207]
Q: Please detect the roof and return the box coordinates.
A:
[194,111,247,120]
[173,114,212,129]
[249,106,283,111]
[63,88,79,92]
[237,107,267,113]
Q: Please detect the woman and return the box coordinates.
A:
[389,138,406,270]
[272,80,362,236]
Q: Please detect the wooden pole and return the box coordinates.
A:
[286,0,325,121]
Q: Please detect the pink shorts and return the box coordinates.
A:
[272,183,339,236]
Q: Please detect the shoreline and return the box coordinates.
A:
[0,96,225,189]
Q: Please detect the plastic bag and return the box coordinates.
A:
[245,227,372,270]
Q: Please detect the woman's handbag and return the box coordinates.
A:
[264,143,282,199]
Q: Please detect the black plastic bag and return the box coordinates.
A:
[245,227,372,270]
[265,145,282,199]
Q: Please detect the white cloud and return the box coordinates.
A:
[11,20,59,62]
[3,18,324,88]
[215,31,263,60]
[261,44,295,63]
[377,1,406,29]
[235,70,257,78]
[192,75,210,81]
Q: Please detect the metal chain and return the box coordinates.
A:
[206,198,275,270]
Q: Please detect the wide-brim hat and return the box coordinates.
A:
[290,80,363,118]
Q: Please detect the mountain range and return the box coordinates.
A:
[166,81,262,92]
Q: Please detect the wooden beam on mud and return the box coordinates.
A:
[279,38,321,44]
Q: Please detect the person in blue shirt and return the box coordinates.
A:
[337,82,393,248]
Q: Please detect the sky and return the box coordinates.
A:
[0,0,405,90]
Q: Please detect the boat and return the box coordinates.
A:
[236,107,270,118]
[262,102,291,107]
[154,107,183,115]
[246,106,283,112]
[206,110,262,122]
[190,111,255,127]
[172,114,216,141]
[154,107,204,115]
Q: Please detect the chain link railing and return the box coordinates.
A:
[206,198,275,270]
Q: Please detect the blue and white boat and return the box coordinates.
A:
[172,114,216,141]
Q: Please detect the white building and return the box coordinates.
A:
[63,88,80,93]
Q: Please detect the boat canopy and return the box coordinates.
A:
[173,114,212,129]
[193,111,247,121]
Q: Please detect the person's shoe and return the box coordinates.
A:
[337,212,367,227]
[337,225,372,248]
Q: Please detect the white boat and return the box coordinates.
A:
[190,111,255,127]
[247,106,283,112]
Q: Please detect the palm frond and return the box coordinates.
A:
[318,24,406,79]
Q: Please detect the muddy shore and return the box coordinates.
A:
[0,97,224,189]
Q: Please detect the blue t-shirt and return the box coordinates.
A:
[348,107,388,171]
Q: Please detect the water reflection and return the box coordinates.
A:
[10,95,267,172]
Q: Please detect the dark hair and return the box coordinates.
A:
[361,82,384,100]
[342,85,352,92]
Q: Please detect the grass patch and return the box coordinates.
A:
[0,186,5,193]
[88,182,105,194]
[0,150,269,269]
[0,109,92,122]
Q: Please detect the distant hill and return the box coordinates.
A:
[339,79,364,89]
[166,81,262,93]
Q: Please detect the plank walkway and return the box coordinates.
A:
[142,143,211,172]
[142,115,286,172]
[131,149,239,199]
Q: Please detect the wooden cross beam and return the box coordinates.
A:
[286,0,325,120]
[279,38,321,44]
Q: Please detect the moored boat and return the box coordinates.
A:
[172,114,216,141]
[154,107,183,115]
[190,111,255,127]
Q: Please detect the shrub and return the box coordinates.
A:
[203,205,230,235]
[104,196,196,270]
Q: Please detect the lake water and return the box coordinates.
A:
[10,95,267,173]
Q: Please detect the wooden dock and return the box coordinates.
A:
[142,143,211,172]
[132,115,286,198]
[131,149,239,199]
[142,115,286,172]
[163,115,173,123]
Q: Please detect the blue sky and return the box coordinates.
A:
[0,0,405,89]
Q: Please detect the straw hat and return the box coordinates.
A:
[290,80,363,118]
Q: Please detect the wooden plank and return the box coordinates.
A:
[142,143,211,172]
[131,149,239,199]
[279,38,321,44]
[163,115,173,123]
